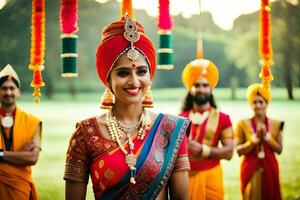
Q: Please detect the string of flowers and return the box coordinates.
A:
[157,0,174,70]
[121,0,134,19]
[259,0,273,89]
[60,0,79,77]
[29,0,45,103]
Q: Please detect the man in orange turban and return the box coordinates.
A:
[180,58,234,200]
[0,64,42,200]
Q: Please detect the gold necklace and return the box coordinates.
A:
[106,110,150,184]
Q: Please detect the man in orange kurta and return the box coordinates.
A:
[0,64,42,200]
[180,59,234,200]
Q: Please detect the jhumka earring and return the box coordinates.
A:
[100,89,114,109]
[142,86,154,108]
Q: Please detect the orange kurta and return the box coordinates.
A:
[0,107,41,200]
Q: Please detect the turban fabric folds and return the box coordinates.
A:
[96,19,156,85]
[182,59,219,90]
[247,83,271,104]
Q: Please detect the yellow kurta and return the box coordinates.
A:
[0,107,41,200]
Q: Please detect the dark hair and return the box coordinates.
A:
[0,76,19,88]
[181,92,217,112]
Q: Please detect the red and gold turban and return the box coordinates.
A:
[247,83,271,104]
[182,59,219,90]
[96,18,156,85]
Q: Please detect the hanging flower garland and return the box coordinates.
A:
[121,0,134,19]
[157,0,174,70]
[29,0,45,103]
[259,0,273,89]
[60,0,79,78]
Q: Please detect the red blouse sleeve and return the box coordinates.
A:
[64,122,90,184]
[221,113,232,130]
[173,134,190,172]
[219,113,234,141]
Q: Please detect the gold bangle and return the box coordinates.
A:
[201,144,211,158]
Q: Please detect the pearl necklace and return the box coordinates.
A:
[106,110,150,184]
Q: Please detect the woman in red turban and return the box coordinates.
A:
[64,15,191,200]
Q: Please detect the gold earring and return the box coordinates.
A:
[100,89,114,109]
[142,86,154,108]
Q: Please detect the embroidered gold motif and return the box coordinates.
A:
[104,168,114,180]
[104,143,111,149]
[99,181,106,190]
[99,160,105,168]
[71,139,76,147]
[88,127,94,133]
[95,170,99,179]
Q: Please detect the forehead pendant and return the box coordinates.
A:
[123,15,140,68]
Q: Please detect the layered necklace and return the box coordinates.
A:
[106,109,150,184]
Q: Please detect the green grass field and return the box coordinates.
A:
[17,88,300,200]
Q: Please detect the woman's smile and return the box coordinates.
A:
[124,87,141,96]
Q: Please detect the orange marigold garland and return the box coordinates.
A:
[259,0,273,89]
[29,0,45,103]
[121,0,134,19]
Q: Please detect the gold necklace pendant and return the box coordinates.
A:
[258,150,265,159]
[1,115,14,128]
[125,153,137,170]
[106,110,147,184]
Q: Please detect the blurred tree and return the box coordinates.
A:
[226,0,300,99]
[0,0,299,100]
[273,0,300,99]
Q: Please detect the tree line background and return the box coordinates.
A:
[0,0,299,99]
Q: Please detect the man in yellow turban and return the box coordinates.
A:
[180,59,234,200]
[0,64,42,200]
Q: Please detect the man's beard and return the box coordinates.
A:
[192,93,212,106]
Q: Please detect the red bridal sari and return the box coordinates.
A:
[64,114,190,199]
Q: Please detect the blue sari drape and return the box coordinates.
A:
[101,114,189,200]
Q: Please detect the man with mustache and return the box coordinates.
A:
[0,64,42,200]
[180,59,234,200]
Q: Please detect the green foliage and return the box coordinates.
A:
[0,0,299,98]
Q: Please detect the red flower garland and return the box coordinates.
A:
[121,0,134,19]
[259,0,272,61]
[259,0,273,88]
[60,0,78,34]
[158,0,172,30]
[29,0,45,103]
